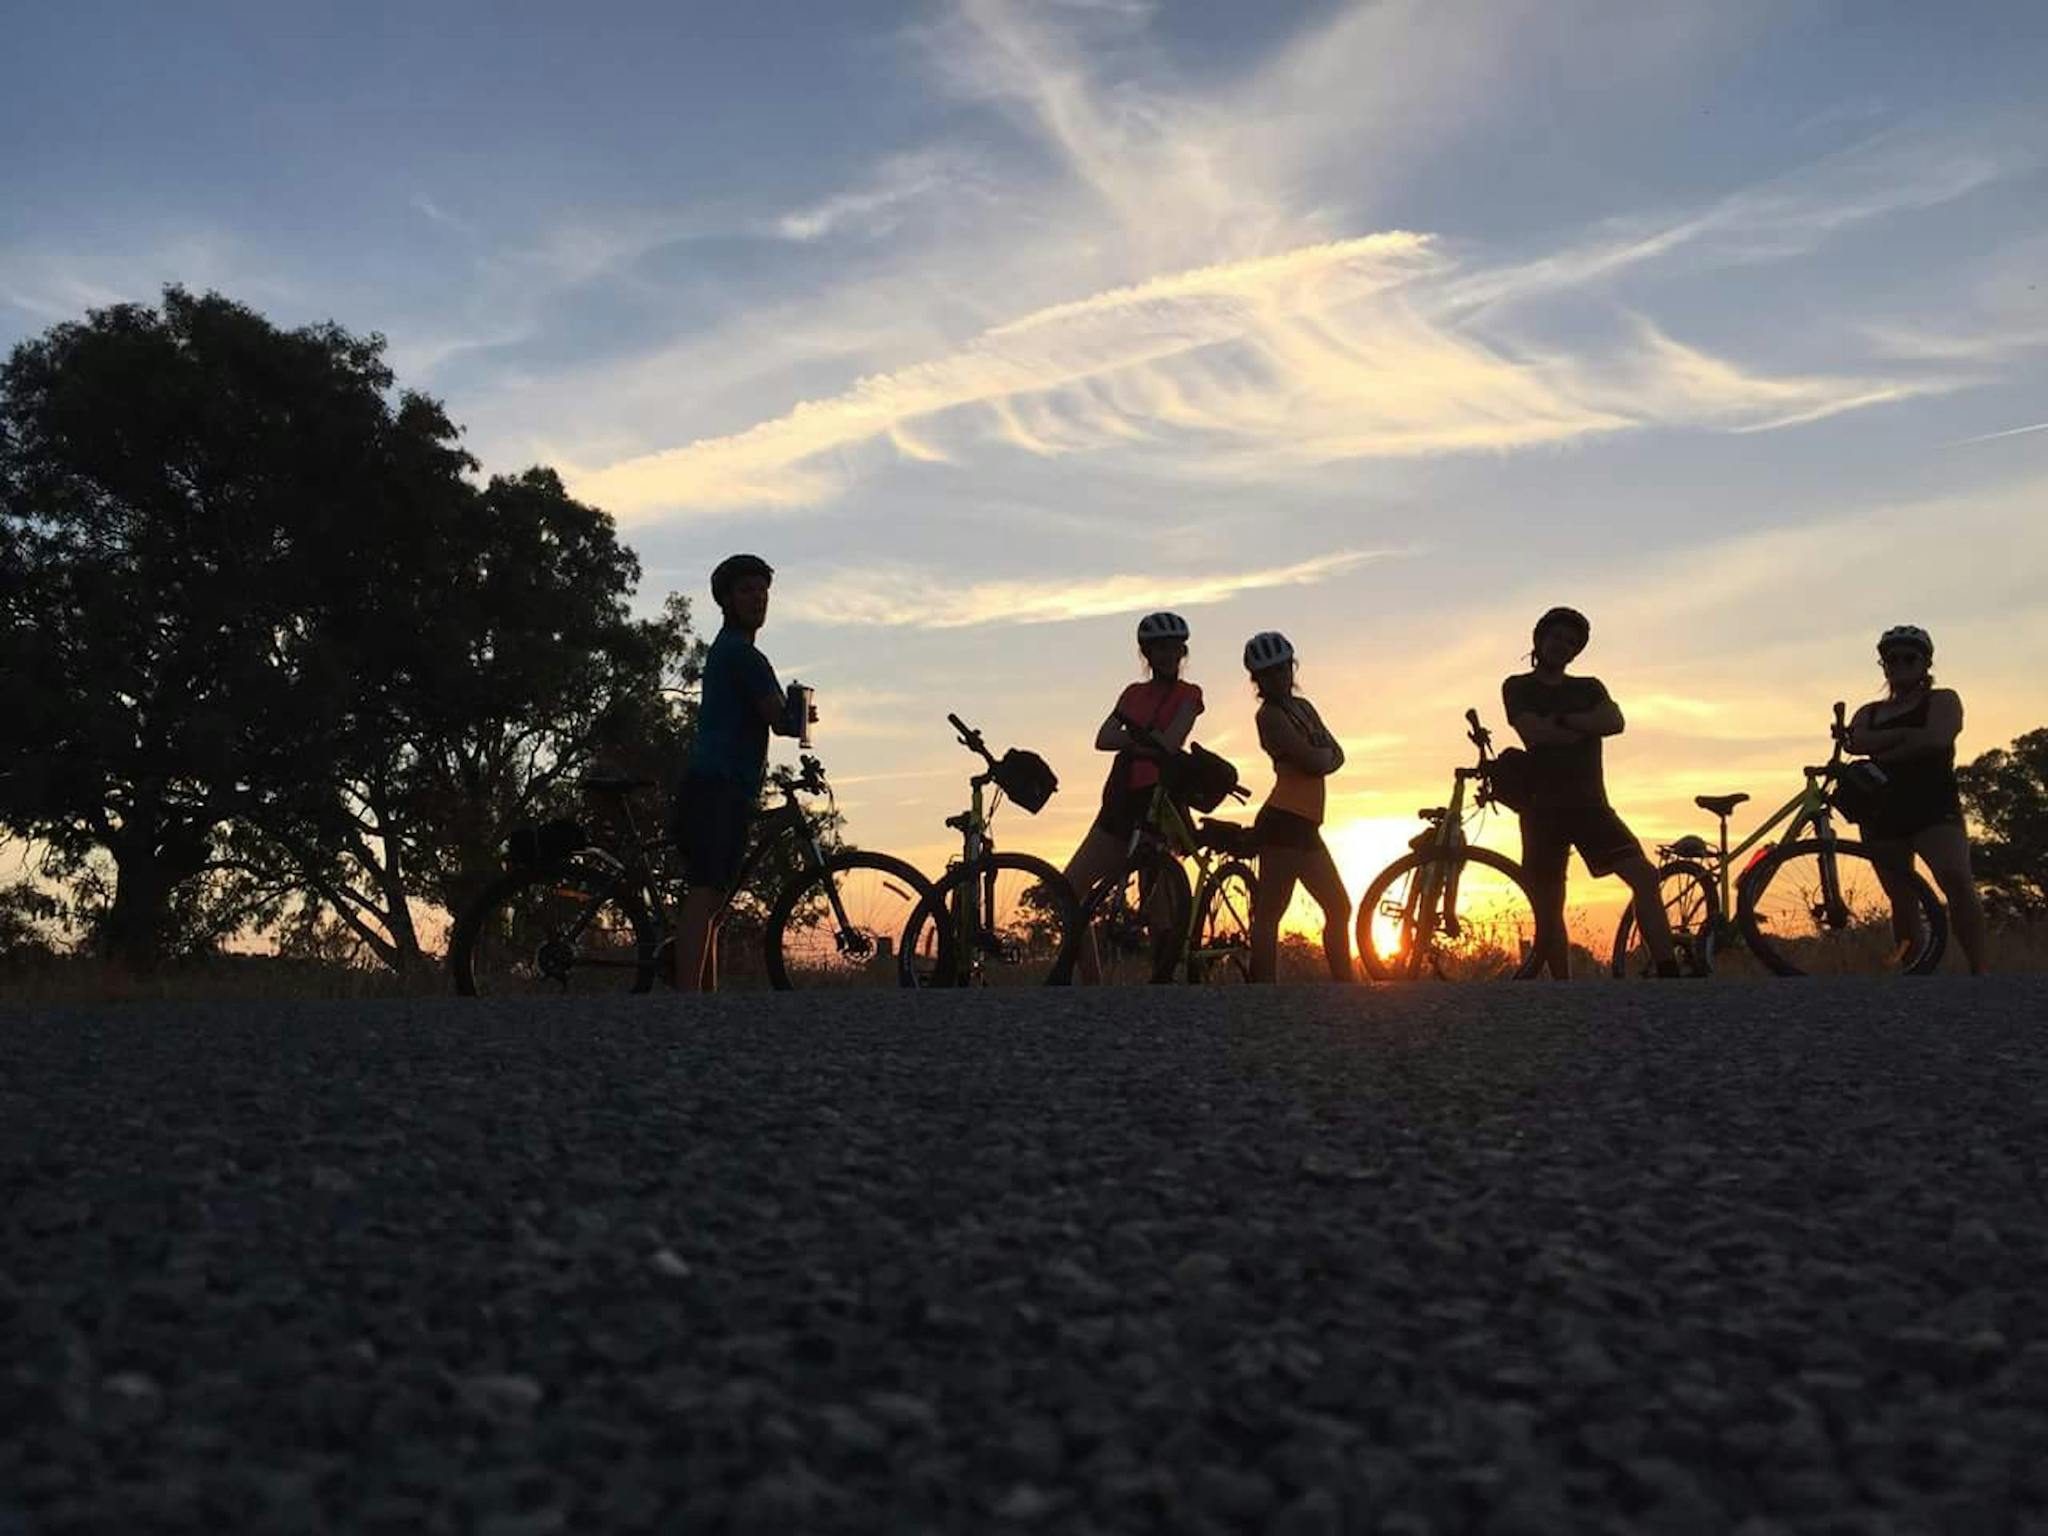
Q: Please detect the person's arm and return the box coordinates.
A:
[1556,680,1622,739]
[745,651,803,737]
[1259,702,1342,775]
[1859,691,1963,763]
[1097,693,1199,756]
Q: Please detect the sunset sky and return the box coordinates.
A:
[7,0,2047,936]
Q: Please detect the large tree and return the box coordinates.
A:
[0,288,484,968]
[1958,728,2048,922]
[247,490,704,976]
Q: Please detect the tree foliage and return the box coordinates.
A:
[1959,728,2048,921]
[0,286,693,971]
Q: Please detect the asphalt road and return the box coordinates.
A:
[6,980,2047,1534]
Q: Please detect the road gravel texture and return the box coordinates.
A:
[5,980,2048,1535]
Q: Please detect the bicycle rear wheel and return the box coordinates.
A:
[763,851,932,990]
[1610,859,1718,978]
[899,853,1081,987]
[1735,837,1947,976]
[1075,848,1192,985]
[1189,860,1256,983]
[1357,846,1536,981]
[451,855,655,997]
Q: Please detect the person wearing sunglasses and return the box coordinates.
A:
[1845,625,1988,974]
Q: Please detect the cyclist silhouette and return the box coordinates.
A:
[1243,632,1354,983]
[1503,607,1678,980]
[671,553,812,991]
[1062,612,1204,982]
[1846,625,1988,974]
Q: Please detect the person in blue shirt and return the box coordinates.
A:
[673,553,808,991]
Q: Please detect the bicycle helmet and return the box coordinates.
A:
[1533,606,1591,647]
[710,553,774,605]
[1136,611,1190,645]
[1243,631,1295,672]
[1877,624,1933,660]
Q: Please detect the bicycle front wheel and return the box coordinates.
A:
[1611,859,1719,979]
[1735,838,1947,976]
[763,852,933,990]
[1189,860,1256,983]
[451,856,656,997]
[1075,848,1192,985]
[900,853,1081,988]
[1357,846,1536,981]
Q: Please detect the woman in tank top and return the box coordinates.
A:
[1845,625,1988,973]
[1243,632,1354,983]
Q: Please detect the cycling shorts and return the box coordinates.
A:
[671,771,756,893]
[1519,805,1642,882]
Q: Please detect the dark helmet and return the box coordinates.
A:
[1533,606,1591,649]
[710,553,774,606]
[1877,624,1933,661]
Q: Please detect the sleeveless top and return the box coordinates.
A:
[1857,691,1962,836]
[1256,695,1343,824]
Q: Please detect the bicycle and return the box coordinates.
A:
[1610,703,1947,978]
[897,715,1083,987]
[450,756,934,994]
[1355,709,1541,981]
[1073,746,1258,985]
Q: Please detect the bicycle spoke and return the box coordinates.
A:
[773,862,926,988]
[459,861,652,997]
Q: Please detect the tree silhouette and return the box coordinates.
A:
[0,286,688,972]
[1959,728,2048,921]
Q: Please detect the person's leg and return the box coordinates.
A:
[1296,839,1356,982]
[1913,823,1989,974]
[675,885,724,994]
[1064,824,1130,984]
[1250,847,1303,983]
[1612,853,1677,972]
[1519,817,1570,979]
[1862,833,1926,952]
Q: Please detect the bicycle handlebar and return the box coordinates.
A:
[947,712,997,765]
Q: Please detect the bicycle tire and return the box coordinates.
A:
[1076,847,1193,985]
[450,855,656,997]
[1734,837,1947,977]
[1189,859,1257,983]
[763,851,933,991]
[1610,859,1719,979]
[899,852,1082,988]
[1356,846,1537,982]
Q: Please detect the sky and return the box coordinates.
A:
[6,0,2048,937]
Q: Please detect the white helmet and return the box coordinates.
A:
[1243,631,1295,672]
[1136,611,1190,645]
[1877,624,1933,660]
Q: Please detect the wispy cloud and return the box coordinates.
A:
[802,548,1379,629]
[565,228,1942,519]
[773,152,981,243]
[1949,419,2048,446]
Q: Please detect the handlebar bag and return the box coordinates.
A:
[1483,748,1533,814]
[1830,760,1893,827]
[1177,742,1241,814]
[506,817,586,867]
[993,748,1059,814]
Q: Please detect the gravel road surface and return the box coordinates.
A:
[6,980,2047,1534]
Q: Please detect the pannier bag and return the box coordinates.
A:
[1830,760,1892,827]
[1483,747,1533,814]
[505,817,586,868]
[992,748,1059,814]
[1176,743,1241,814]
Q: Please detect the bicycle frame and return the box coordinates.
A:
[1700,774,1832,920]
[1128,782,1252,977]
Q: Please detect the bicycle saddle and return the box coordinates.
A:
[1694,793,1749,816]
[580,775,657,795]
